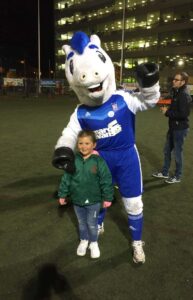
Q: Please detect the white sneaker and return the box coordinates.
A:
[152,171,169,179]
[132,241,145,264]
[165,176,181,184]
[89,242,100,258]
[98,223,104,235]
[77,240,88,256]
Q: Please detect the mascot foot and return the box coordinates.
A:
[98,222,104,235]
[132,241,145,264]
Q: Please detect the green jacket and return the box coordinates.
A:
[58,153,113,206]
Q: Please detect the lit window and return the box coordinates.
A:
[58,49,64,56]
[178,60,184,66]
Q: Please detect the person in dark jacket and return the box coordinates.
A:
[152,72,191,183]
[58,130,113,258]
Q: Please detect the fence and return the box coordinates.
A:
[1,77,193,101]
[0,77,72,97]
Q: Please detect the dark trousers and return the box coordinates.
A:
[162,129,188,178]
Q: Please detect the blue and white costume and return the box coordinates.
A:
[54,31,160,257]
[77,93,142,198]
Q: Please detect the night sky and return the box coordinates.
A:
[0,0,54,77]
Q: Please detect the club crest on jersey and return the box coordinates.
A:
[108,111,115,118]
[94,119,122,139]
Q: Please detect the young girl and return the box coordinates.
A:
[58,130,113,258]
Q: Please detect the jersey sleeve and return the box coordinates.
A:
[117,82,160,114]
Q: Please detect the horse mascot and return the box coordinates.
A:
[52,31,160,263]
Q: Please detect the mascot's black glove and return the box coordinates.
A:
[136,62,159,88]
[52,147,75,174]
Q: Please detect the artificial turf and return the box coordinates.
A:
[0,94,193,300]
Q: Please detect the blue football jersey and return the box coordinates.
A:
[77,94,135,151]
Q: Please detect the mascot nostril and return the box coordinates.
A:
[52,30,160,264]
[81,74,86,80]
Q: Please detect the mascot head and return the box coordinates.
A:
[63,31,116,106]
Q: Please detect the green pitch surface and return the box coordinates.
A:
[0,95,193,300]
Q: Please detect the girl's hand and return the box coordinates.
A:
[59,198,67,205]
[103,201,112,208]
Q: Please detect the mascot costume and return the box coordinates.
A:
[53,31,160,264]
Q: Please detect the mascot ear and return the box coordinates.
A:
[62,45,71,56]
[90,34,101,47]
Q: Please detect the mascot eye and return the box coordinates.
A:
[69,60,74,75]
[97,51,106,63]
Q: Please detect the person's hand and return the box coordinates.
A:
[103,201,112,208]
[59,198,67,205]
[160,106,168,114]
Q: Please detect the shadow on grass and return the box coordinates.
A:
[57,203,70,218]
[0,190,56,213]
[57,203,79,237]
[1,243,142,300]
[61,248,143,290]
[0,175,63,213]
[108,190,130,243]
[143,178,170,192]
[22,263,80,300]
[106,181,170,243]
[137,142,163,169]
[2,175,61,190]
[21,248,140,300]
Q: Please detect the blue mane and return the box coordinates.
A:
[70,31,90,54]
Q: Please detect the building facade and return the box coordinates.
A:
[54,0,193,87]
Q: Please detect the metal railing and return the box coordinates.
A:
[0,78,72,97]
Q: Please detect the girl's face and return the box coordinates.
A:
[77,136,96,159]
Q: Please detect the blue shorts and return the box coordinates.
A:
[99,146,143,198]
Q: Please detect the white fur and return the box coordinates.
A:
[63,35,116,106]
[90,34,101,46]
[55,107,81,150]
